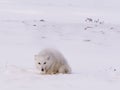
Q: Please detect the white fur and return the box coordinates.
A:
[34,48,71,74]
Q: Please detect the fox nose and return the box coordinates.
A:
[41,68,44,72]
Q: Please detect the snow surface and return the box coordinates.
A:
[0,0,120,90]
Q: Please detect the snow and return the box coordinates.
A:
[0,0,120,90]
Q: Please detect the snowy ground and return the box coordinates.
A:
[0,0,120,90]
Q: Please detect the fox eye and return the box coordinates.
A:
[38,62,41,65]
[44,62,46,64]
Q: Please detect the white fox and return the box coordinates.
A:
[34,48,71,74]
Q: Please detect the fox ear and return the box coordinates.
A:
[46,56,50,60]
[34,55,38,60]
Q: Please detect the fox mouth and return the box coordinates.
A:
[40,70,46,74]
[40,72,46,74]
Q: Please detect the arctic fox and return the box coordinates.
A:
[34,48,71,74]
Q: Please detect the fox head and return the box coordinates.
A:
[34,55,52,74]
